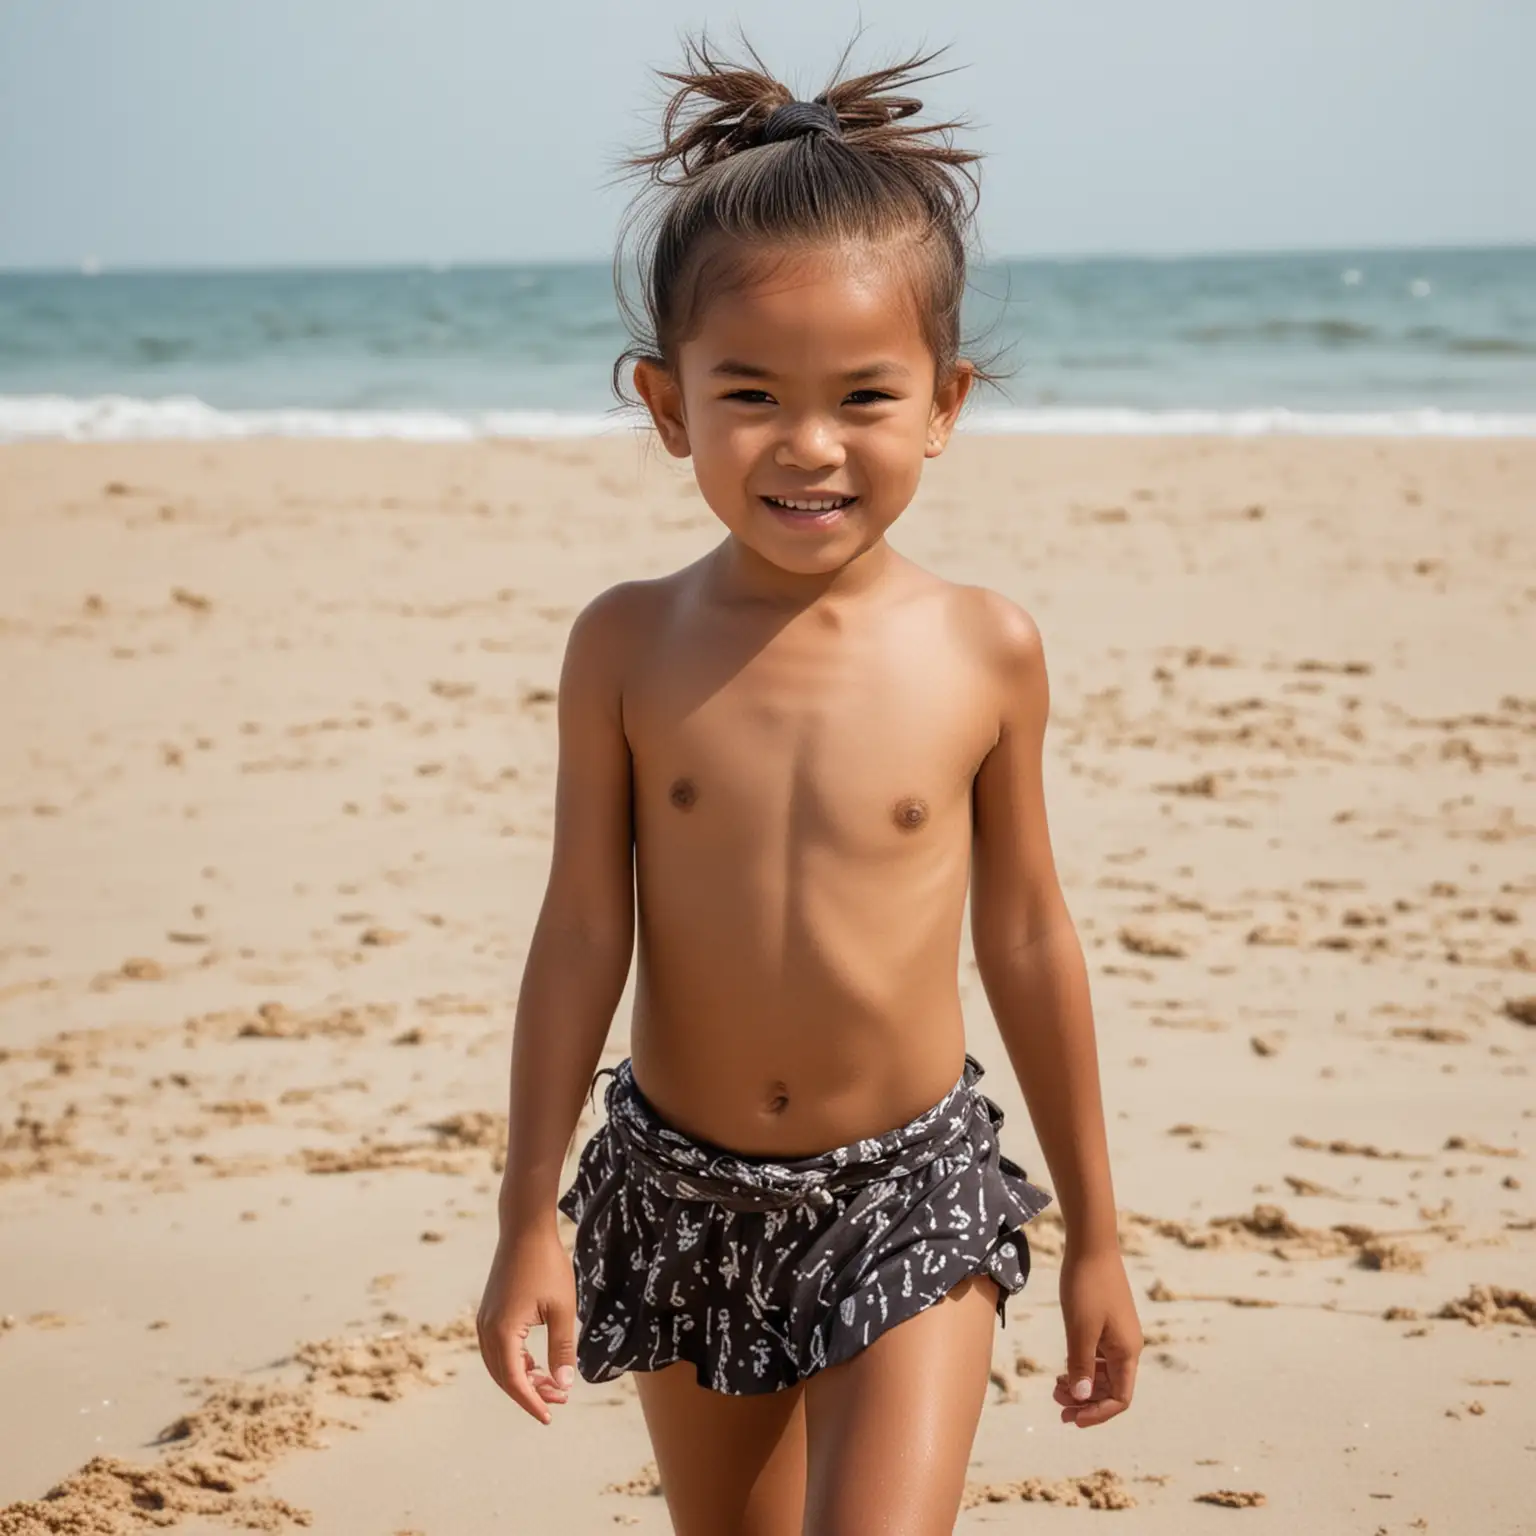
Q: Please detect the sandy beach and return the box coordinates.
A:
[1,432,1532,1534]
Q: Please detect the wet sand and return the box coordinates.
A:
[1,434,1533,1532]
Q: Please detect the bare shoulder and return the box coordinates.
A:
[940,581,1050,709]
[562,573,682,683]
[569,575,669,645]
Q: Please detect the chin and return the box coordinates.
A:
[768,547,860,576]
[751,527,872,574]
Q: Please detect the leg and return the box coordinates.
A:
[635,1361,808,1536]
[802,1273,1000,1536]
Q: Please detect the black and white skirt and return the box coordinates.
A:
[556,1051,1053,1395]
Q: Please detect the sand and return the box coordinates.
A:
[0,433,1532,1533]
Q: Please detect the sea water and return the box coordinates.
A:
[1,246,1532,440]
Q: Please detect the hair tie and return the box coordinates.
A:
[761,98,842,145]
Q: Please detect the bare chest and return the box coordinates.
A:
[625,626,996,848]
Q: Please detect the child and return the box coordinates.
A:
[478,37,1142,1534]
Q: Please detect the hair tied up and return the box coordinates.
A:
[761,98,842,145]
[625,34,956,185]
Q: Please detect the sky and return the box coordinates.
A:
[0,0,1531,271]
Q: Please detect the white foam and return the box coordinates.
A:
[0,395,626,443]
[2,394,1533,443]
[962,406,1536,438]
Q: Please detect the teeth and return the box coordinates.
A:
[767,497,851,512]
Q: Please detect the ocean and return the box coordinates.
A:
[1,245,1532,440]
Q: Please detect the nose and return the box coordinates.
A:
[774,412,846,473]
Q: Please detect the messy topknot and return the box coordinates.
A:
[610,33,1001,408]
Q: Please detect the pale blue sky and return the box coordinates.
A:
[0,0,1530,270]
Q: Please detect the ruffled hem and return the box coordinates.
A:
[571,1216,1048,1394]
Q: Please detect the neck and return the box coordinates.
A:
[708,535,897,612]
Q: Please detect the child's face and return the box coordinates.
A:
[635,245,972,579]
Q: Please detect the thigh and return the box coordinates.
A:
[802,1272,1000,1536]
[634,1362,808,1536]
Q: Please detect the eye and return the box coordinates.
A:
[723,389,775,404]
[845,390,896,406]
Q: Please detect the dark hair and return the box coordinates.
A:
[610,33,1004,409]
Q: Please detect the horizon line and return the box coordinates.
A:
[1,238,1532,279]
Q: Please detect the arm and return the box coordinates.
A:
[968,592,1141,1426]
[499,583,637,1230]
[480,583,638,1423]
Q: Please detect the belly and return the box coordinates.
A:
[627,821,973,1155]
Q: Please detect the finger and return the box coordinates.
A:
[1057,1360,1111,1390]
[1070,1393,1129,1428]
[1059,1368,1107,1410]
[1062,1367,1126,1427]
[1056,1363,1120,1423]
[527,1364,570,1404]
[542,1295,579,1393]
[1054,1369,1102,1408]
[478,1317,521,1401]
[524,1350,569,1397]
[533,1379,570,1404]
[502,1332,552,1424]
[1065,1319,1102,1404]
[1104,1338,1141,1408]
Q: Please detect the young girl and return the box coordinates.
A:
[478,38,1142,1534]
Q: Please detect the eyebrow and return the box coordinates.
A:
[709,359,913,383]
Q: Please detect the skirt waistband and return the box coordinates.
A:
[587,1054,993,1213]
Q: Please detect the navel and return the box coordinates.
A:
[766,1081,790,1115]
[891,796,929,832]
[668,777,698,811]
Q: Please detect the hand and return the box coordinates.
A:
[1053,1242,1142,1428]
[477,1220,579,1425]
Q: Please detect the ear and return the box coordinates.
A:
[633,359,692,459]
[924,361,976,459]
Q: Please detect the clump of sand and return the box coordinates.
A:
[299,1113,506,1177]
[1117,925,1188,959]
[1355,1237,1426,1273]
[604,1462,664,1496]
[0,1459,312,1534]
[0,1107,103,1181]
[961,1468,1136,1510]
[1290,1134,1427,1161]
[1124,1203,1436,1270]
[154,1380,326,1474]
[1146,1279,1279,1309]
[1435,1285,1536,1328]
[1443,1134,1519,1158]
[0,1382,322,1534]
[227,1001,397,1041]
[0,1315,479,1533]
[293,1316,474,1401]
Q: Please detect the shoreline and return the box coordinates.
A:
[4,398,1536,444]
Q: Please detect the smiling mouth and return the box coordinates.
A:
[761,495,857,513]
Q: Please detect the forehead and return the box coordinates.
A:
[680,245,931,376]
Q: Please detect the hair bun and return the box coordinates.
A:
[626,35,969,185]
[760,99,843,144]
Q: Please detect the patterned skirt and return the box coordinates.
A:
[555,1051,1053,1395]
